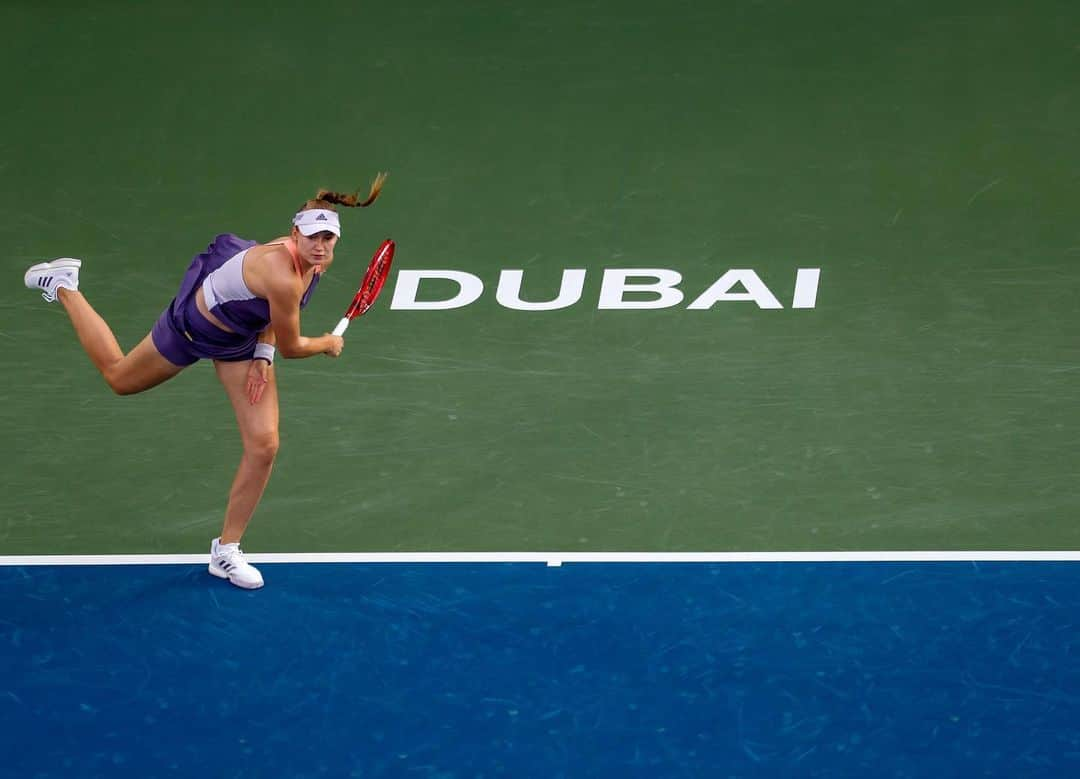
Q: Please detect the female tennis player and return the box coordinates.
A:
[23,174,386,589]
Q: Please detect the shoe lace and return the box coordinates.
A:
[220,545,248,567]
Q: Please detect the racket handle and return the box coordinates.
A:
[332,318,350,337]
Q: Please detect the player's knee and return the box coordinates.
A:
[246,433,279,464]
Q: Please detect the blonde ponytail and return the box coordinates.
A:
[314,172,387,209]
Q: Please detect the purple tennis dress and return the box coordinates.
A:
[151,234,320,366]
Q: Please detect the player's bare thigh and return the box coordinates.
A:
[214,360,280,451]
[107,334,185,395]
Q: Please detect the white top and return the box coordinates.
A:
[202,248,256,310]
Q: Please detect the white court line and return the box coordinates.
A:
[2,551,1080,566]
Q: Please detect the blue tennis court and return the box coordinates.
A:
[4,560,1079,777]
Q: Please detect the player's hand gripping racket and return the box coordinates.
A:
[332,239,395,336]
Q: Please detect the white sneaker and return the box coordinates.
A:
[208,537,265,589]
[24,258,81,303]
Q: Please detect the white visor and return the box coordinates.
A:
[293,208,341,237]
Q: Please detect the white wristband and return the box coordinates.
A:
[253,343,275,364]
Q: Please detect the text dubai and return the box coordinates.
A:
[389,268,821,310]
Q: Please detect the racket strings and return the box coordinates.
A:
[343,240,395,320]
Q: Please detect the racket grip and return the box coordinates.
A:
[332,318,350,337]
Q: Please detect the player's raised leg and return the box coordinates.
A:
[61,304,182,395]
[25,259,183,394]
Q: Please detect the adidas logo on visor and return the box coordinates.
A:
[292,209,340,233]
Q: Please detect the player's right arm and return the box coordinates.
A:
[264,263,343,359]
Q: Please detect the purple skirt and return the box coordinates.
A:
[151,234,259,367]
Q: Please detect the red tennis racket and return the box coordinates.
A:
[332,239,395,336]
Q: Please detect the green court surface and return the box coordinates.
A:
[1,1,1078,554]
